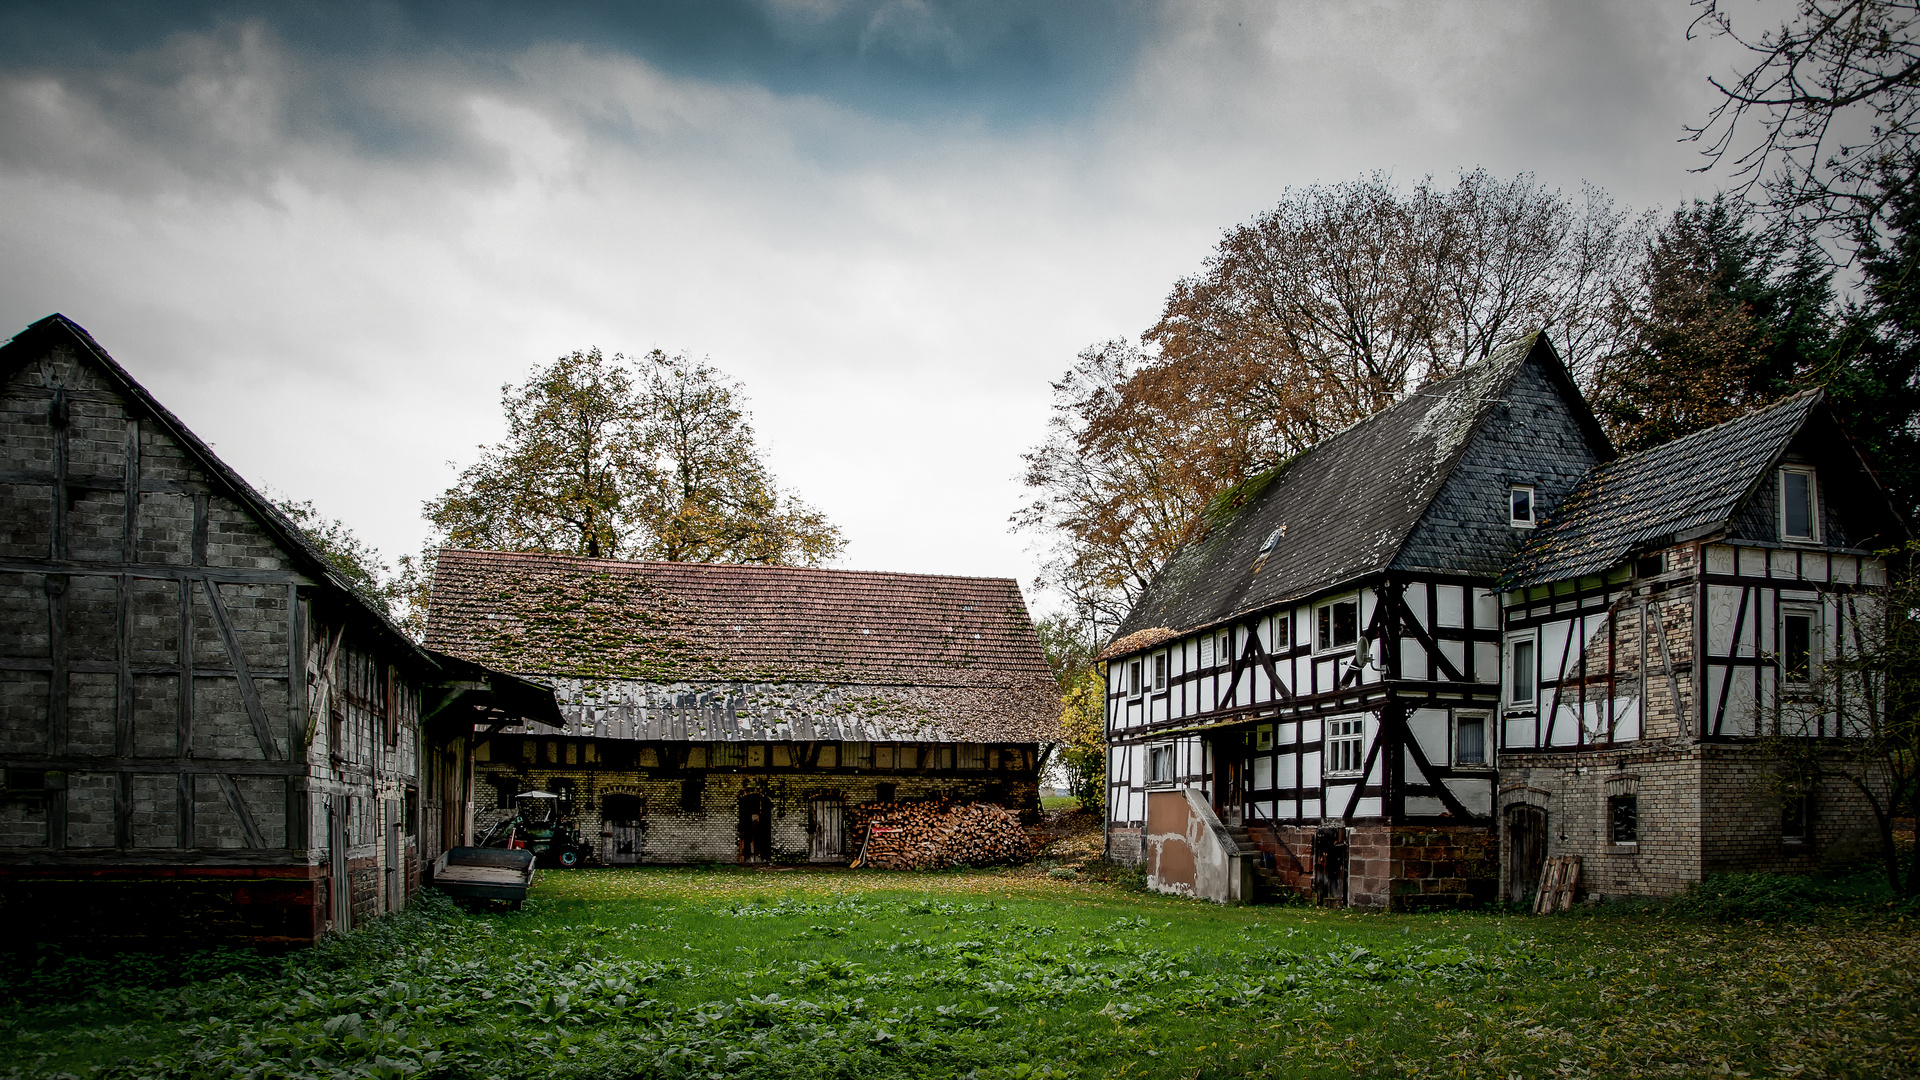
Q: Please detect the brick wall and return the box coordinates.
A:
[474,759,1037,864]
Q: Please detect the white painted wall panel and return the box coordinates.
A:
[1705,544,1735,574]
[1438,640,1467,678]
[1253,756,1272,790]
[1475,642,1499,681]
[1405,796,1446,817]
[1409,707,1449,767]
[1443,778,1493,816]
[1473,589,1499,628]
[1436,586,1465,628]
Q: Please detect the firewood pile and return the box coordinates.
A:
[850,800,1034,869]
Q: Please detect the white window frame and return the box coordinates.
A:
[1324,715,1365,777]
[1779,466,1820,543]
[1453,711,1491,768]
[1152,652,1169,692]
[1505,631,1539,709]
[1509,484,1537,529]
[1780,602,1820,687]
[1146,742,1176,787]
[1127,659,1143,699]
[1316,595,1361,653]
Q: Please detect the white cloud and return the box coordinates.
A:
[0,3,1749,613]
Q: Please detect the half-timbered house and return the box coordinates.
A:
[1099,333,1612,909]
[1495,389,1907,901]
[424,550,1060,864]
[0,315,552,947]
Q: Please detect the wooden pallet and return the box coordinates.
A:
[1534,855,1582,913]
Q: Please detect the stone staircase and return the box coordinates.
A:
[1225,824,1294,904]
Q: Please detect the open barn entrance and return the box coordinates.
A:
[738,793,772,864]
[602,793,643,865]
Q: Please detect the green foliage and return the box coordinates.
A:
[1663,872,1831,923]
[1058,665,1106,814]
[9,872,1918,1080]
[426,347,843,567]
[272,496,402,617]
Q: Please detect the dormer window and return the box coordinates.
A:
[1780,467,1819,542]
[1509,485,1536,528]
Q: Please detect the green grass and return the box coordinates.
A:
[1039,795,1082,812]
[3,866,1916,1079]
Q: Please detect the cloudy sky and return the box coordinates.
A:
[0,2,1752,609]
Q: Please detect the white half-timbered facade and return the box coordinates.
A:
[1495,390,1906,900]
[1101,334,1611,909]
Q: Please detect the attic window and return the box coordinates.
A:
[1509,485,1536,528]
[1259,528,1282,554]
[1781,467,1819,542]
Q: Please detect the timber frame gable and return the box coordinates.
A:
[1101,333,1612,909]
[0,315,550,948]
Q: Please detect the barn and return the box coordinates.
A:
[0,315,552,947]
[424,549,1061,864]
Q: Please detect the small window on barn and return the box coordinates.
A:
[1127,660,1143,698]
[1506,633,1537,707]
[1782,793,1811,844]
[1454,713,1488,767]
[1153,653,1169,691]
[1780,467,1819,542]
[679,777,704,813]
[1325,716,1365,776]
[1781,605,1819,686]
[1147,743,1175,786]
[1316,597,1359,651]
[929,745,954,770]
[1509,485,1536,528]
[1609,794,1638,843]
[957,744,985,770]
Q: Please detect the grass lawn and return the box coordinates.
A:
[4,864,1916,1079]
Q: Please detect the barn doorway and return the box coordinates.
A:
[809,797,845,862]
[1505,804,1548,904]
[1312,826,1348,905]
[602,793,643,866]
[328,798,351,931]
[738,793,773,864]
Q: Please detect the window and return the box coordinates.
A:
[1454,713,1488,767]
[1609,794,1638,843]
[1153,653,1169,691]
[1272,614,1291,650]
[1780,467,1818,542]
[1782,607,1816,685]
[1127,660,1143,698]
[1317,597,1359,651]
[957,744,985,770]
[1255,725,1274,751]
[1782,794,1810,844]
[1509,484,1536,528]
[1147,744,1175,785]
[843,741,873,769]
[1506,635,1537,707]
[679,777,704,813]
[1325,716,1365,775]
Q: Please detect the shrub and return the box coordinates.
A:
[1664,872,1825,923]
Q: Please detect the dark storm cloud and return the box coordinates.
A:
[0,1,1150,125]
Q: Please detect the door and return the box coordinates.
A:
[1211,733,1245,827]
[1505,804,1548,904]
[1312,825,1348,905]
[738,793,772,864]
[328,797,351,931]
[386,808,403,913]
[602,793,642,866]
[808,797,845,862]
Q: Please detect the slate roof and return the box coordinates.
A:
[1107,334,1601,653]
[426,549,1061,743]
[1501,391,1824,588]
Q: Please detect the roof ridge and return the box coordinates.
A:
[437,547,1020,586]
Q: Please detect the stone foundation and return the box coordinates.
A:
[0,864,324,950]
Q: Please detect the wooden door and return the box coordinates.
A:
[328,798,351,931]
[1505,804,1548,904]
[1211,734,1245,826]
[809,798,845,862]
[1312,825,1348,904]
[385,807,403,913]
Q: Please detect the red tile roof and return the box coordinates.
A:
[426,549,1061,742]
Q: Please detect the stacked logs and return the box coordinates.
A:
[850,800,1034,870]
